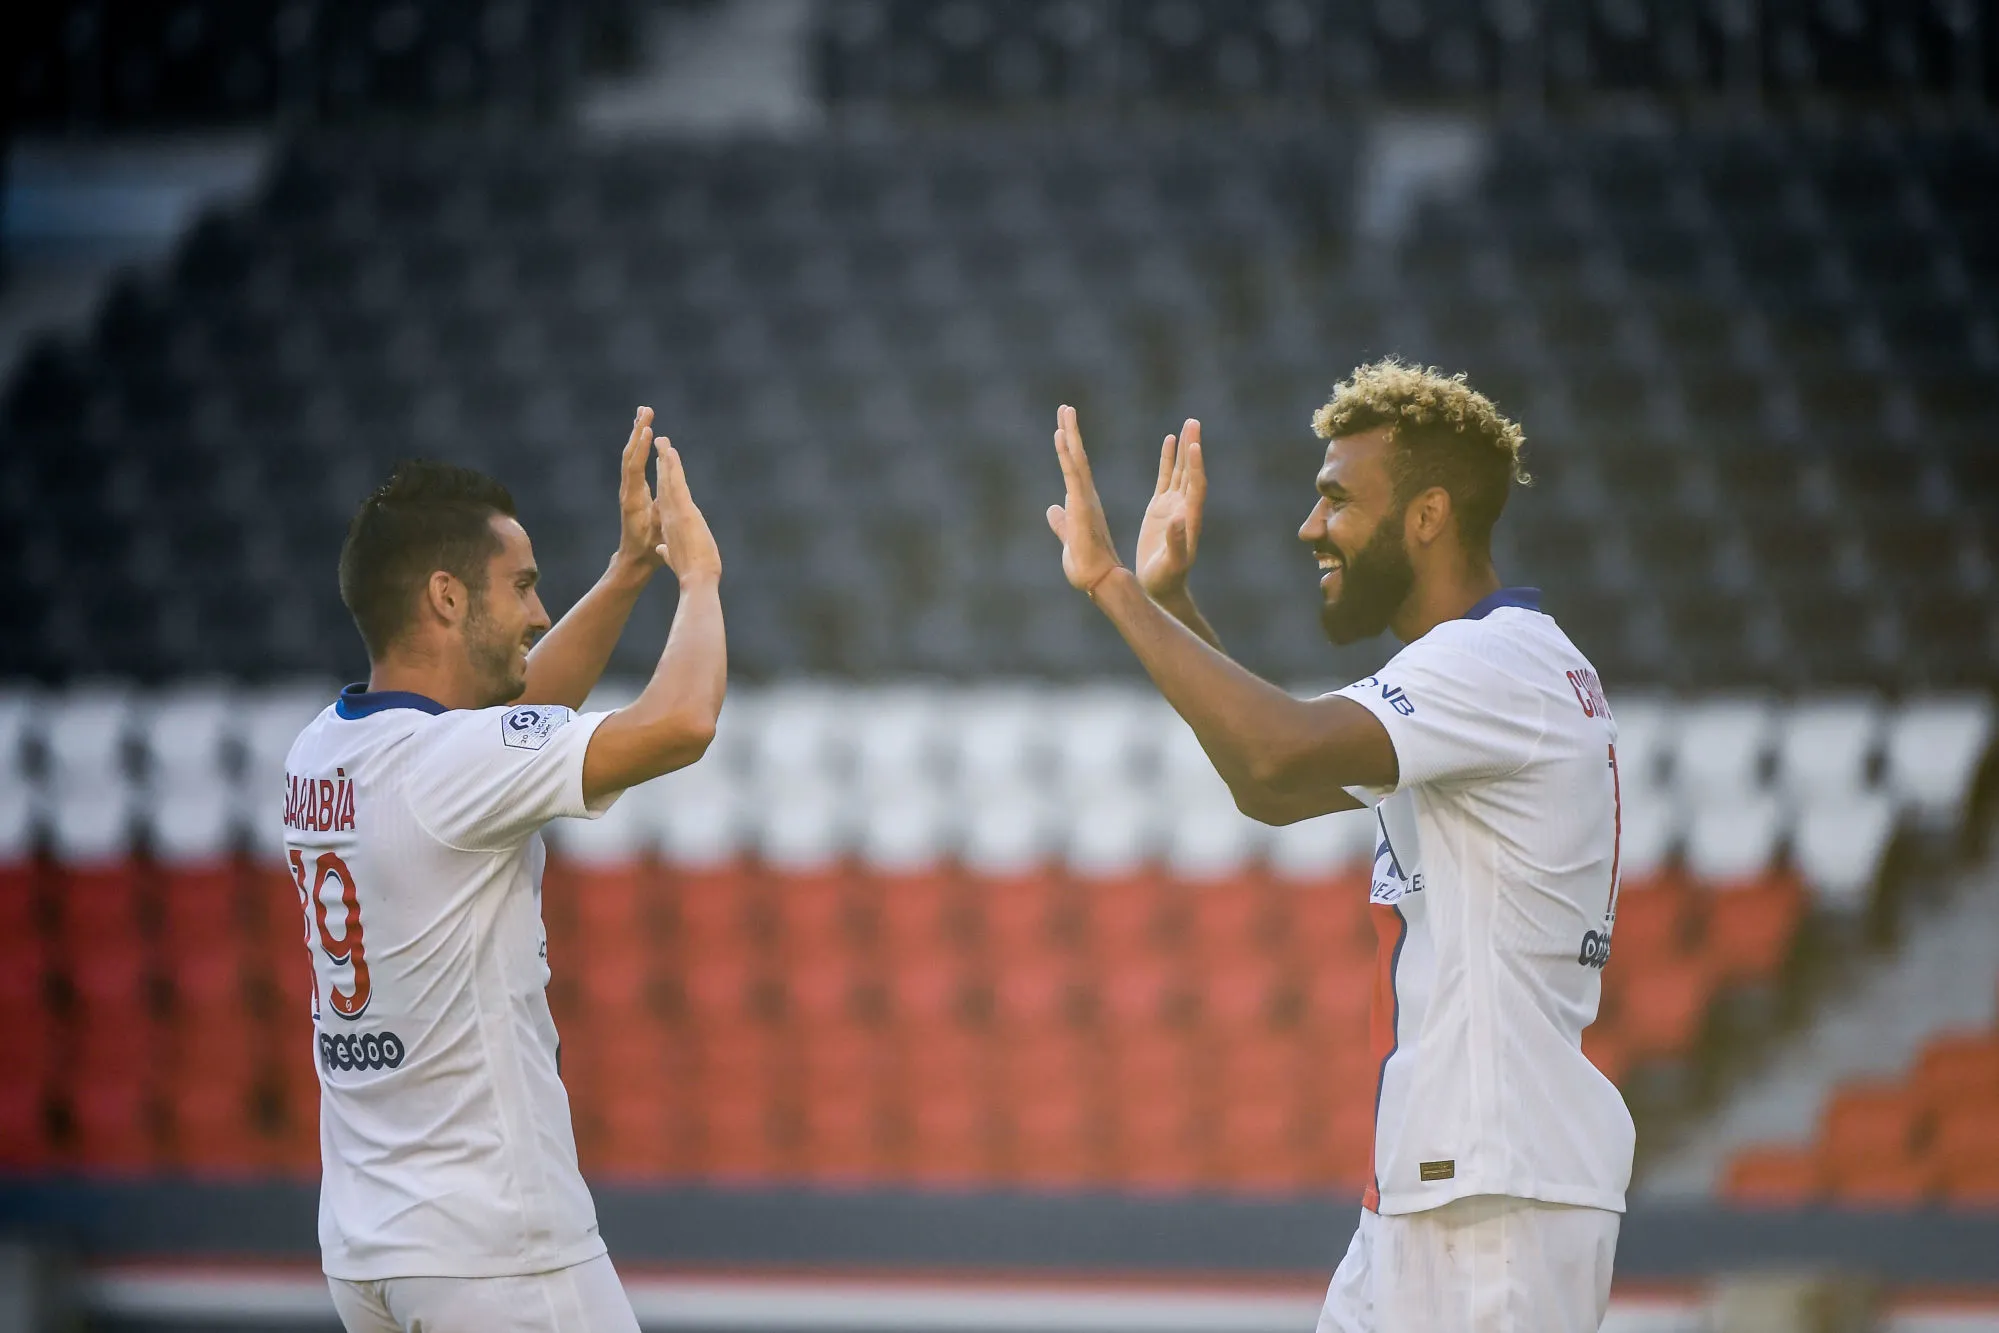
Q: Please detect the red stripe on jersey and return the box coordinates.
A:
[1362,900,1407,1213]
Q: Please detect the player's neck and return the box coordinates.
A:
[365,647,484,712]
[1389,560,1504,644]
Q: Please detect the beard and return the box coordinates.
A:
[464,595,529,707]
[1318,510,1416,646]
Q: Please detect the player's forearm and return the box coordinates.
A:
[521,556,654,710]
[1151,584,1224,653]
[581,573,726,798]
[1089,570,1339,808]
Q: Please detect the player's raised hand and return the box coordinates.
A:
[652,434,723,584]
[615,407,668,571]
[1045,404,1125,593]
[1134,418,1206,600]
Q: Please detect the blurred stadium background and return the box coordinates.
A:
[4,1,1999,1330]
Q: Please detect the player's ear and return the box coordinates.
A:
[1406,485,1452,548]
[423,569,467,627]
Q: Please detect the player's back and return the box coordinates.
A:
[281,685,617,1281]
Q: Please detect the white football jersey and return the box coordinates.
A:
[1331,588,1634,1216]
[281,685,621,1280]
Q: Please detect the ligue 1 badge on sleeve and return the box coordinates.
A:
[500,704,570,751]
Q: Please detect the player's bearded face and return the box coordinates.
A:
[1317,504,1415,645]
[462,583,531,706]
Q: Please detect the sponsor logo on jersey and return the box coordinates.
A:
[1577,928,1613,969]
[1419,1159,1456,1181]
[321,1030,406,1072]
[1347,675,1417,716]
[1369,836,1422,905]
[285,769,357,832]
[500,704,570,751]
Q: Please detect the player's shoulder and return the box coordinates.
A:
[423,700,584,757]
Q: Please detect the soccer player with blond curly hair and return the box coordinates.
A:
[1045,360,1633,1332]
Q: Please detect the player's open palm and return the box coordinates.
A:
[1046,404,1124,593]
[617,407,668,569]
[653,436,723,583]
[1134,419,1205,600]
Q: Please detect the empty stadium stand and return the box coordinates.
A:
[4,113,1998,688]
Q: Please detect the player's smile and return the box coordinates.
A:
[1315,545,1346,598]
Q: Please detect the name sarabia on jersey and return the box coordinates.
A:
[285,769,357,833]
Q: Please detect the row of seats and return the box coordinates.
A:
[12,0,594,131]
[8,118,1997,686]
[815,0,1996,103]
[1,685,1988,913]
[0,847,1808,1185]
[15,117,1999,687]
[1723,1010,1999,1209]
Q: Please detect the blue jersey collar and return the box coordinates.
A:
[335,683,449,719]
[1461,586,1542,621]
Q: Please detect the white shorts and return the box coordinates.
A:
[328,1253,640,1333]
[1315,1195,1620,1333]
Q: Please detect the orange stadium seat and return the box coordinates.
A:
[1086,875,1171,958]
[678,953,760,1031]
[577,949,655,1020]
[0,1074,52,1171]
[1607,875,1689,959]
[591,1083,689,1178]
[1213,1090,1302,1191]
[1196,951,1282,1032]
[1821,1082,1926,1166]
[64,1069,158,1171]
[1186,878,1276,959]
[774,872,860,955]
[990,957,1082,1034]
[1003,1073,1098,1187]
[876,872,963,958]
[1581,1024,1634,1087]
[1617,956,1715,1058]
[1931,1105,1999,1176]
[796,1082,884,1182]
[898,1037,993,1183]
[694,1088,780,1181]
[1914,1032,1999,1109]
[1105,1088,1201,1190]
[883,954,970,1032]
[1287,881,1373,965]
[1096,955,1187,1033]
[168,1074,264,1174]
[570,863,650,941]
[1300,965,1373,1034]
[1825,1155,1935,1208]
[981,873,1069,958]
[1701,872,1805,982]
[1213,1035,1303,1105]
[156,863,241,948]
[1309,1098,1378,1193]
[675,872,753,956]
[1722,1146,1821,1206]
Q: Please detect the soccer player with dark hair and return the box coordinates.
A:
[284,409,724,1332]
[1045,361,1632,1332]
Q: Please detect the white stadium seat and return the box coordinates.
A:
[1683,793,1783,883]
[0,687,37,786]
[959,786,1054,876]
[1792,791,1898,912]
[654,773,745,869]
[857,786,954,871]
[1064,789,1158,878]
[1266,807,1376,883]
[1615,785,1679,881]
[749,685,853,794]
[1048,686,1158,800]
[1671,696,1776,798]
[50,787,134,865]
[948,688,1049,795]
[1885,694,1995,831]
[1776,694,1883,799]
[0,785,34,863]
[550,786,654,864]
[1163,804,1266,881]
[142,685,237,791]
[849,686,947,798]
[754,784,850,872]
[150,787,237,865]
[43,685,135,795]
[1607,695,1671,792]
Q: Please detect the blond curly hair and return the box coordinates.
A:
[1312,359,1529,554]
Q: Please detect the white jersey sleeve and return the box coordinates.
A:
[1333,627,1549,803]
[406,702,620,851]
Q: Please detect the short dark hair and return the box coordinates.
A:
[1313,359,1530,556]
[338,460,517,659]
